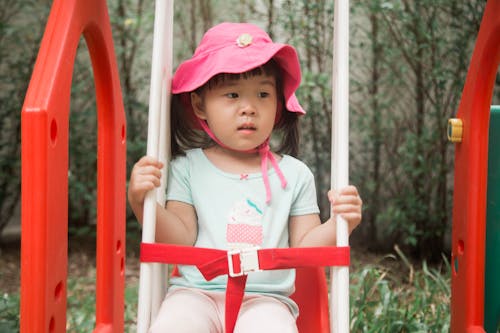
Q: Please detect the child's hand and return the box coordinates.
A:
[127,156,164,212]
[328,185,362,234]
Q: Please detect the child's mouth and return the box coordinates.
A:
[238,124,257,131]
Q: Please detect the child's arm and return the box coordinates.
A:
[289,186,362,247]
[128,156,197,246]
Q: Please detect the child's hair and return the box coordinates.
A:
[170,59,300,158]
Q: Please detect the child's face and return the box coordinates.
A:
[191,73,278,151]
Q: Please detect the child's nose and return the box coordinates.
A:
[239,99,257,116]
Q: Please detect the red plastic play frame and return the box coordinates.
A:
[450,0,500,332]
[20,0,126,332]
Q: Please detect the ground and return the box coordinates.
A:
[0,234,143,295]
[0,241,20,294]
[0,234,410,296]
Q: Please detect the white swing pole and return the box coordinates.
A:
[150,0,173,319]
[136,1,174,332]
[150,40,172,323]
[330,0,350,332]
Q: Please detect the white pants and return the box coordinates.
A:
[149,287,298,333]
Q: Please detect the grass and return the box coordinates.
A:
[0,250,452,333]
[65,275,137,332]
[65,275,140,332]
[349,255,451,332]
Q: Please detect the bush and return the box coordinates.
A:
[0,293,19,333]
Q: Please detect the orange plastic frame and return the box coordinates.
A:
[450,0,500,332]
[20,0,126,332]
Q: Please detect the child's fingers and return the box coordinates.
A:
[128,175,161,203]
[130,175,160,192]
[136,155,164,169]
[333,195,362,207]
[332,203,361,213]
[333,203,362,228]
[338,185,360,197]
[328,186,362,233]
[332,203,361,224]
[139,174,162,188]
[327,189,339,204]
[136,165,163,179]
[329,186,362,217]
[131,156,164,184]
[330,186,360,198]
[129,163,162,197]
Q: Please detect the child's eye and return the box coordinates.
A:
[225,92,239,98]
[259,92,270,98]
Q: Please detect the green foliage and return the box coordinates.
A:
[350,258,451,332]
[64,274,139,332]
[68,276,140,332]
[68,40,98,227]
[66,276,97,332]
[277,0,336,218]
[124,283,139,332]
[349,0,485,259]
[0,293,19,333]
[0,0,50,239]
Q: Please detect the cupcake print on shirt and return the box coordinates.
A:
[226,198,264,250]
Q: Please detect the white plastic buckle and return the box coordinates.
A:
[227,246,261,277]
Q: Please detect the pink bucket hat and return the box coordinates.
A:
[171,22,305,115]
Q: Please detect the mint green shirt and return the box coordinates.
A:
[166,148,320,315]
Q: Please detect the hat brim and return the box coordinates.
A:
[172,43,305,115]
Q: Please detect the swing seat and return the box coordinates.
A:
[292,267,330,333]
[169,265,330,332]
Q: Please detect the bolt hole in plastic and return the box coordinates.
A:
[49,316,55,332]
[121,124,126,144]
[457,239,464,254]
[116,240,125,275]
[54,281,63,301]
[50,118,58,145]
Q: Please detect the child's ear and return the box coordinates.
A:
[190,92,206,119]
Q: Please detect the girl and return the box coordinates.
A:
[128,22,362,333]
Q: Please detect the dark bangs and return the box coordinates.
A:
[198,59,282,92]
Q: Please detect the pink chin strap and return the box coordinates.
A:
[198,119,287,203]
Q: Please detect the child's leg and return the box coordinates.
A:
[149,288,223,333]
[234,295,298,333]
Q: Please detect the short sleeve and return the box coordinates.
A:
[166,155,193,205]
[289,165,320,216]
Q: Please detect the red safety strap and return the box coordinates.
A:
[140,243,350,333]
